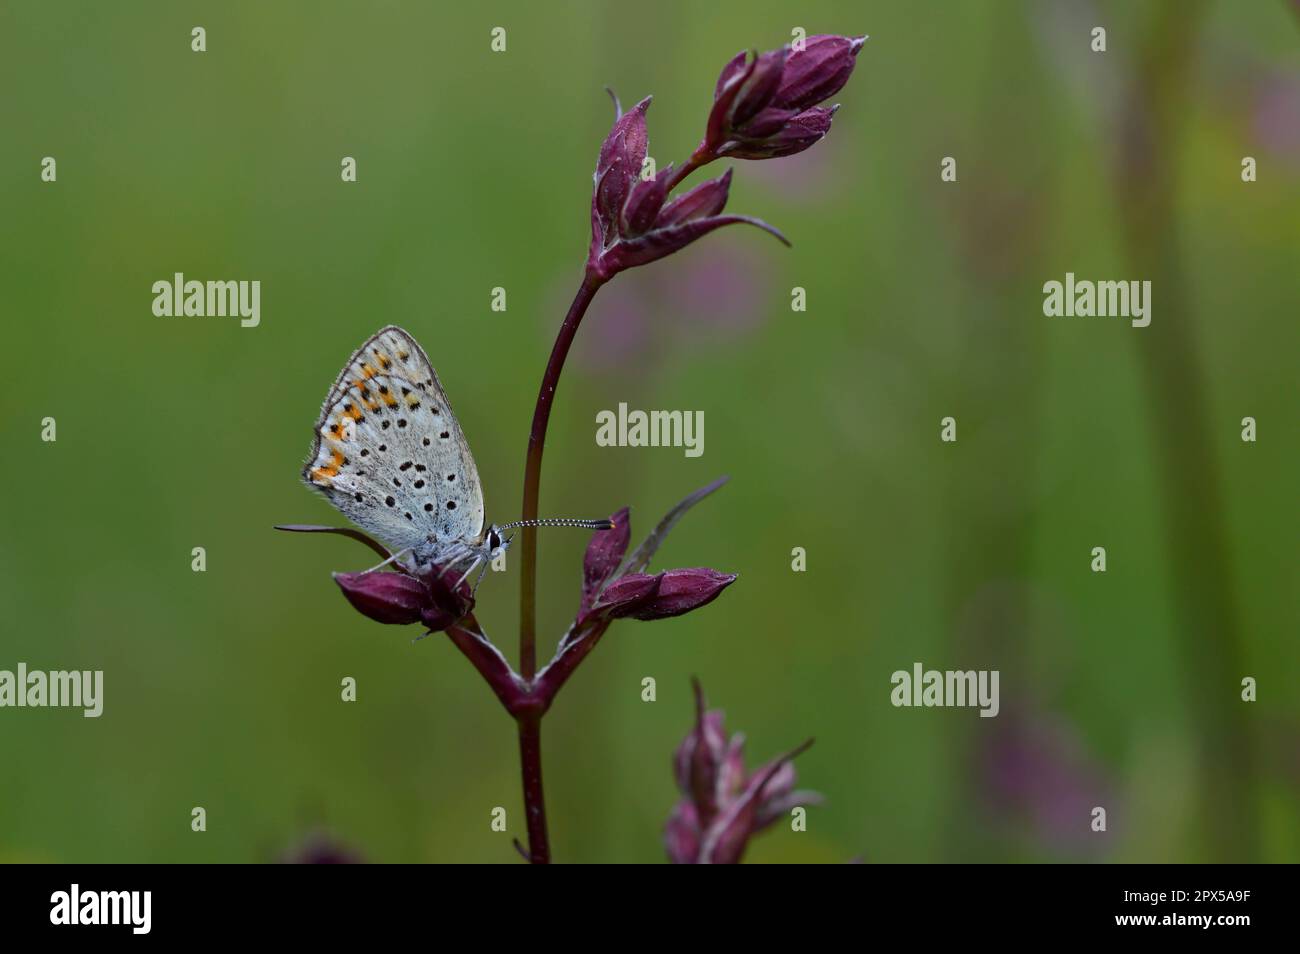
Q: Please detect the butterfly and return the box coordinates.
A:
[303,326,609,589]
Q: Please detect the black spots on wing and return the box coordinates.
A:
[439,431,450,440]
[392,477,401,487]
[382,420,391,430]
[424,503,434,512]
[354,492,363,502]
[447,473,456,482]
[446,500,457,510]
[422,437,431,447]
[378,444,387,452]
[397,419,407,429]
[385,496,395,507]
[413,479,425,489]
[360,448,369,457]
[399,461,413,471]
[405,512,413,521]
[414,464,426,472]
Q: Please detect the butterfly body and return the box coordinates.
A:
[304,326,503,575]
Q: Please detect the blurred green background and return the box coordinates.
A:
[1,0,1296,863]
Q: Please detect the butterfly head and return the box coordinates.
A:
[484,525,511,561]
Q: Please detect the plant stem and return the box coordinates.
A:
[514,269,604,864]
[662,147,711,193]
[517,716,550,863]
[518,271,604,679]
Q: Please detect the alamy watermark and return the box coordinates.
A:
[891,663,999,718]
[0,664,103,717]
[152,272,260,328]
[50,884,150,934]
[595,403,704,457]
[1042,272,1150,328]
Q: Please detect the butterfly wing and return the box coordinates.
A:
[303,326,486,556]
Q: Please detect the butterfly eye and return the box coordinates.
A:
[488,530,501,551]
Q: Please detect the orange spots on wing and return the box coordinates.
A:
[361,364,377,379]
[343,404,363,421]
[381,390,398,408]
[374,351,391,370]
[311,447,345,482]
[404,392,420,408]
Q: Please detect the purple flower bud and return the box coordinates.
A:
[592,96,651,253]
[657,169,732,226]
[332,570,429,626]
[702,34,863,163]
[680,708,728,819]
[713,51,748,100]
[581,507,630,612]
[620,170,669,236]
[725,105,837,160]
[771,34,867,111]
[699,780,761,864]
[595,571,663,618]
[621,567,737,620]
[596,213,788,276]
[664,799,702,864]
[729,48,788,125]
[735,106,800,139]
[414,563,475,633]
[664,682,819,864]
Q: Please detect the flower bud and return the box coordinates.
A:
[332,571,428,626]
[581,506,630,612]
[594,571,663,618]
[724,105,837,160]
[622,568,736,620]
[664,682,819,864]
[771,34,867,111]
[702,34,864,163]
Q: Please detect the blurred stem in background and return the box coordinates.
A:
[1113,0,1257,860]
[940,7,1051,857]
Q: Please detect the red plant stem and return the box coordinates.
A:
[514,270,605,864]
[518,272,605,678]
[443,617,526,713]
[662,147,711,193]
[517,716,549,863]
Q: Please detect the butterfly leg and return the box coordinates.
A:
[362,545,413,575]
[470,558,491,596]
[452,556,482,593]
[435,546,473,580]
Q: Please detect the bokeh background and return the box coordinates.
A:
[1,0,1296,863]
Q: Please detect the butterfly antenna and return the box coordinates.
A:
[497,517,615,531]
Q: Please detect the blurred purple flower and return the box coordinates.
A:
[279,829,364,864]
[980,708,1115,852]
[665,680,821,864]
